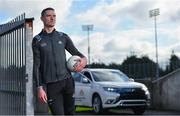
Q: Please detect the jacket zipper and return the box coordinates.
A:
[50,36,58,81]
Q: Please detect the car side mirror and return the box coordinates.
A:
[129,78,134,82]
[82,78,90,84]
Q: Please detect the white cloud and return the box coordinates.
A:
[73,0,180,64]
[153,0,180,22]
[68,29,152,64]
[0,0,73,35]
[75,0,148,30]
[75,0,180,29]
[1,0,179,65]
[69,25,180,64]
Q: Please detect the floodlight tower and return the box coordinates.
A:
[82,24,94,65]
[149,8,160,78]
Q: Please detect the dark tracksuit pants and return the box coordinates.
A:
[46,77,75,115]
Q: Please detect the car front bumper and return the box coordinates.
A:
[102,91,150,109]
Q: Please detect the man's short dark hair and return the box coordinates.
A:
[41,7,55,16]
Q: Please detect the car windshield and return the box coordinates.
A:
[92,70,129,82]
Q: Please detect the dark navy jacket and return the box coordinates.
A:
[32,29,85,87]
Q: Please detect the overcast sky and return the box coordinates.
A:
[0,0,180,65]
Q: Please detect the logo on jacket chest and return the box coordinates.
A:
[58,40,62,44]
[40,42,47,47]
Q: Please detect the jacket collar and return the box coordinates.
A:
[41,28,56,35]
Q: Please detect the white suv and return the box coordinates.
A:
[72,68,150,114]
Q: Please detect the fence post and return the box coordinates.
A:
[25,18,34,115]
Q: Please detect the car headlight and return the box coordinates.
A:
[103,87,118,93]
[142,86,150,99]
[142,85,148,91]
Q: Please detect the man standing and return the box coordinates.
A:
[32,7,87,115]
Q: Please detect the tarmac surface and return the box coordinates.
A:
[75,109,180,115]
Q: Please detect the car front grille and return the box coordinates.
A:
[118,100,147,107]
[117,88,146,100]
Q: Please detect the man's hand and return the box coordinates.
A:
[38,86,47,103]
[75,57,87,72]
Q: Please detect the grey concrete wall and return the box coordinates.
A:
[152,68,180,111]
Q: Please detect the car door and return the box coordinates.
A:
[72,72,84,106]
[75,73,92,106]
[80,73,92,106]
[73,72,92,106]
[80,71,93,106]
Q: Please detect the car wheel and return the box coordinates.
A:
[132,107,146,115]
[92,95,103,114]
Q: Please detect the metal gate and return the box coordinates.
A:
[0,14,34,115]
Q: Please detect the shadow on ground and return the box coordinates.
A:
[75,109,134,115]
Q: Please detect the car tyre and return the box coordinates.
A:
[92,95,103,114]
[132,107,146,115]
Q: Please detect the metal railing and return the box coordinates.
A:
[0,14,34,115]
[120,61,180,78]
[90,61,180,79]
